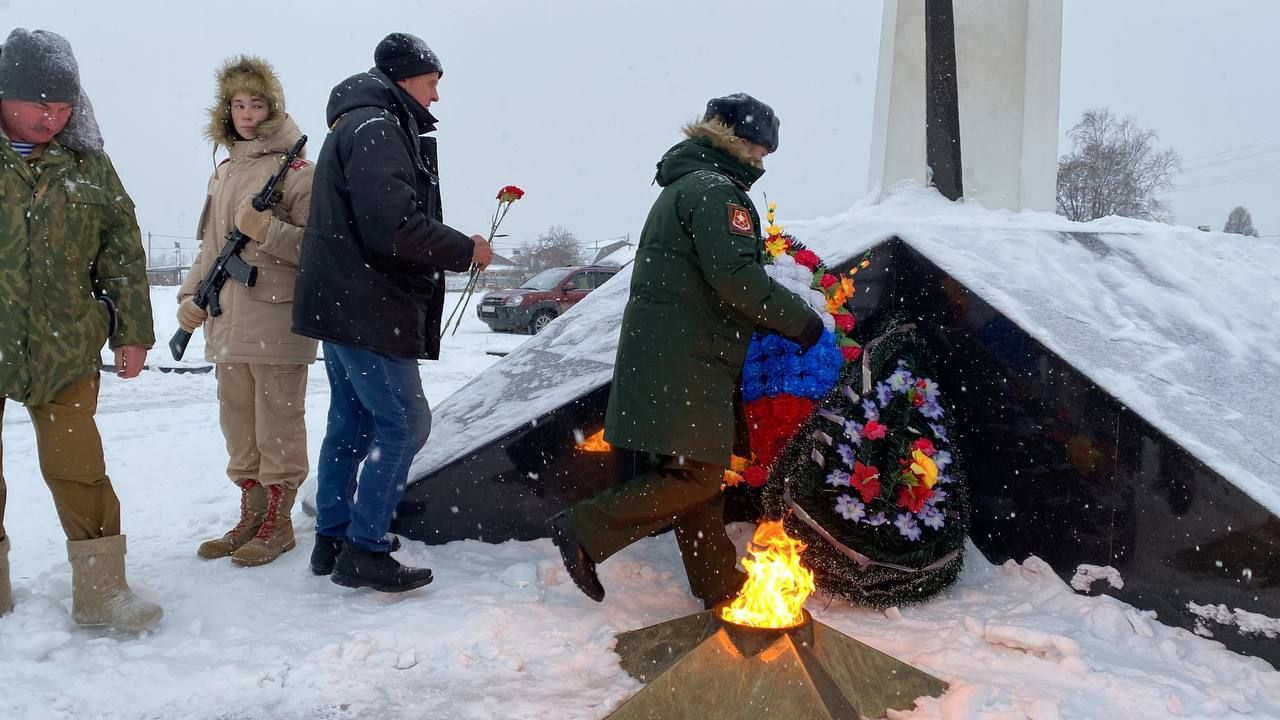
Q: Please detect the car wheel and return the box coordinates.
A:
[529,310,556,334]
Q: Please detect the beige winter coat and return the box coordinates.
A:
[179,114,317,364]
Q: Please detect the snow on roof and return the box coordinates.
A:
[792,186,1280,516]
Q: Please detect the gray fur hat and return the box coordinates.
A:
[0,28,80,103]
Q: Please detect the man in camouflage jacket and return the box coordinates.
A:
[0,29,162,631]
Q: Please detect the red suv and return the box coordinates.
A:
[477,265,621,334]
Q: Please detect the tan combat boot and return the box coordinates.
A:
[197,480,265,559]
[231,485,297,567]
[67,535,163,632]
[1,535,12,616]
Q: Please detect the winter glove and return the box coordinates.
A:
[794,313,825,352]
[177,296,208,332]
[234,197,272,243]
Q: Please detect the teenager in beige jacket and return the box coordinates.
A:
[178,56,316,566]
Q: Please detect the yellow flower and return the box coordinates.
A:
[767,202,777,212]
[766,224,783,237]
[765,236,788,256]
[723,469,744,487]
[909,450,938,489]
[825,295,845,314]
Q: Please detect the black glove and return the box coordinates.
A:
[794,313,824,351]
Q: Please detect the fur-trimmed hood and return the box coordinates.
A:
[206,55,286,148]
[682,118,760,168]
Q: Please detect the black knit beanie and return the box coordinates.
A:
[374,32,443,80]
[0,28,80,103]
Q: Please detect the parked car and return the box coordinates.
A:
[477,265,620,334]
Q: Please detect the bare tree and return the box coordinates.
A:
[1223,206,1259,237]
[1056,109,1181,222]
[518,227,582,274]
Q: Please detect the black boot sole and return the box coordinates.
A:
[330,569,433,593]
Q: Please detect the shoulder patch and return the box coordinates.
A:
[289,158,309,171]
[727,203,754,237]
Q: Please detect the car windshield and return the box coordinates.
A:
[519,268,567,291]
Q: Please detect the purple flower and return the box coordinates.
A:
[862,399,880,421]
[917,378,940,401]
[928,422,950,443]
[825,469,851,488]
[843,420,863,446]
[835,494,866,522]
[926,488,948,505]
[836,443,857,467]
[938,473,954,485]
[920,508,946,530]
[875,382,893,407]
[933,450,952,469]
[864,512,888,527]
[889,369,914,392]
[919,402,944,420]
[894,513,922,541]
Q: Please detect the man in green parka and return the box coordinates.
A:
[0,29,162,631]
[550,94,823,608]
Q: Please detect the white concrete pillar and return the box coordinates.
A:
[868,0,1063,212]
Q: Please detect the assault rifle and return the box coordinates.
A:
[169,135,307,360]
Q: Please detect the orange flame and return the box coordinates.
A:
[576,428,611,452]
[719,520,815,628]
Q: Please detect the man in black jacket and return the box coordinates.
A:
[294,32,492,593]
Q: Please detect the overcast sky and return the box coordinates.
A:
[3,0,1276,259]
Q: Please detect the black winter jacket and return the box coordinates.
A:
[292,68,473,359]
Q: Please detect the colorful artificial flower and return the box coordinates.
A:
[849,461,881,504]
[744,465,768,488]
[862,420,887,440]
[897,483,933,513]
[909,449,939,488]
[913,438,936,457]
[834,312,855,333]
[820,273,838,289]
[794,249,821,270]
[496,185,525,203]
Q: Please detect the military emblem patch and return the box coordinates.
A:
[727,204,754,236]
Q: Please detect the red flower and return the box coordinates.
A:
[820,273,838,289]
[862,420,887,440]
[850,461,881,503]
[913,438,936,456]
[744,465,768,488]
[840,345,862,362]
[911,392,925,407]
[744,394,815,467]
[496,185,525,202]
[794,249,821,271]
[897,484,933,513]
[834,312,855,334]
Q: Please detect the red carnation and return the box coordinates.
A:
[840,345,862,362]
[744,465,768,488]
[496,185,525,202]
[820,273,838,289]
[911,392,925,407]
[794,249,821,271]
[862,420,887,440]
[850,461,881,503]
[834,312,855,333]
[913,438,936,456]
[897,483,933,513]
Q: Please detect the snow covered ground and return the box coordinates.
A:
[2,286,1278,720]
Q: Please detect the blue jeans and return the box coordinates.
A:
[315,343,431,552]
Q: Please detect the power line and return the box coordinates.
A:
[1167,161,1280,192]
[1182,146,1280,173]
[1182,137,1280,163]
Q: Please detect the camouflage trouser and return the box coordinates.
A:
[567,453,740,603]
[0,373,121,542]
[216,363,309,490]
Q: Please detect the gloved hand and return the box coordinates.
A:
[177,296,208,332]
[235,197,272,243]
[794,313,825,352]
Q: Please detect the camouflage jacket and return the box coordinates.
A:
[0,139,154,406]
